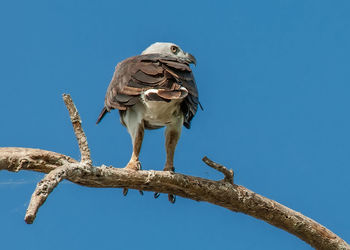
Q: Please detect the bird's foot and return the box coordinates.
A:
[124,160,141,171]
[153,192,176,204]
[123,161,142,196]
[154,164,176,203]
[122,188,143,196]
[163,164,175,172]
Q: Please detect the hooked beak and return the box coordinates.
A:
[185,53,197,66]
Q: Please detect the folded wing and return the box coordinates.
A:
[97,53,199,129]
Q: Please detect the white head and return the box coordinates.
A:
[141,42,196,65]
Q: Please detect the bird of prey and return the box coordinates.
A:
[96,42,200,202]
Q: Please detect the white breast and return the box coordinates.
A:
[140,89,184,127]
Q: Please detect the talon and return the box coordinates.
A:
[168,194,176,203]
[123,188,128,196]
[154,192,160,199]
[139,190,144,196]
[136,161,142,170]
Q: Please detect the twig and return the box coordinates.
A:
[24,164,71,224]
[62,94,92,165]
[202,156,234,184]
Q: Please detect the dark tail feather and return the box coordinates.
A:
[199,101,204,111]
[96,107,108,124]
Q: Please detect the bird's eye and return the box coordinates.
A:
[170,46,178,54]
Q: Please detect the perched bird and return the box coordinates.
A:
[97,42,200,202]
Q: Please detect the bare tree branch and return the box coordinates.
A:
[62,93,92,165]
[1,147,349,250]
[22,94,94,223]
[0,94,349,250]
[202,156,234,184]
[25,163,71,223]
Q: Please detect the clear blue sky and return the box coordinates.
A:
[1,1,349,249]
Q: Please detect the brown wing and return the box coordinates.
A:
[96,54,200,129]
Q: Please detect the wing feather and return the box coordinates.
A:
[97,53,200,128]
[132,70,164,84]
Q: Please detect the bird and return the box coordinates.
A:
[96,42,200,203]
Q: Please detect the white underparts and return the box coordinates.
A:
[140,88,186,127]
[122,88,186,142]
